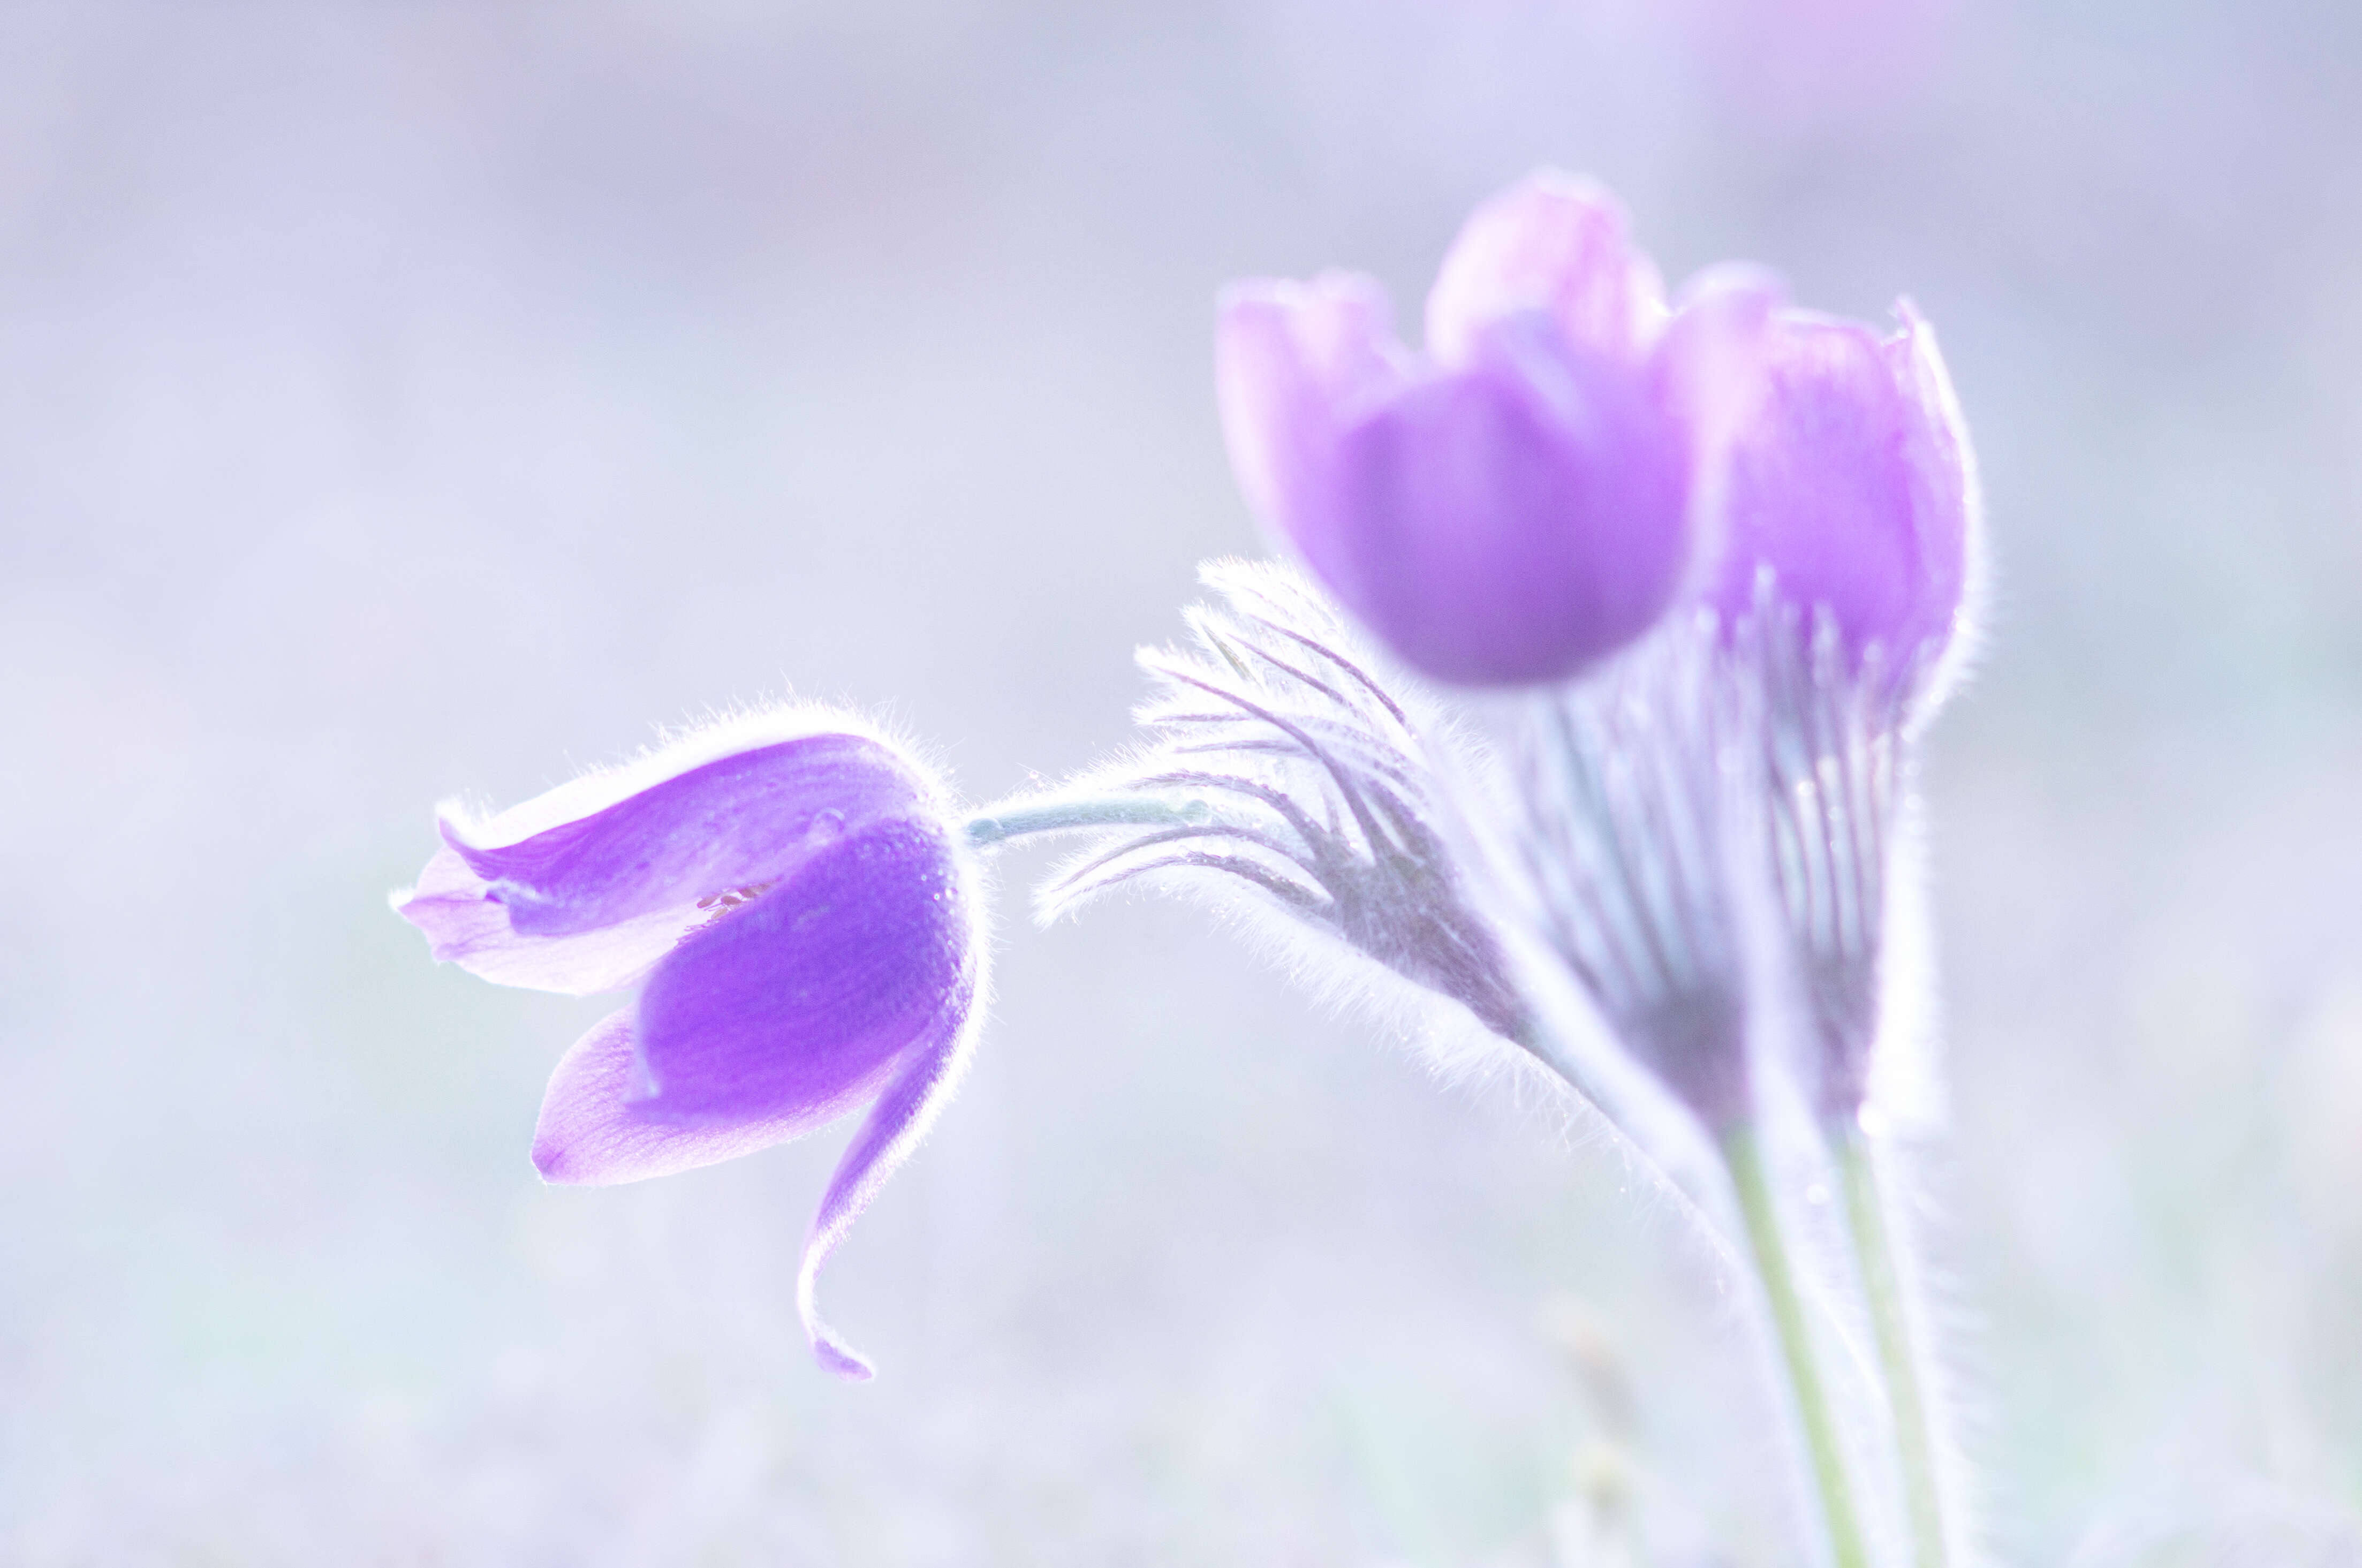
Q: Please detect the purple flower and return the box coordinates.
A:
[1215,170,1775,688]
[1704,301,1978,683]
[1701,305,1980,1126]
[393,709,987,1381]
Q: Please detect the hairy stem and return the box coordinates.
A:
[1835,1120,1948,1568]
[1723,1122,1871,1568]
[964,795,1209,850]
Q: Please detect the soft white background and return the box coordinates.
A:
[4,1,2361,1563]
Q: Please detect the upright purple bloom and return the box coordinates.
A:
[393,708,987,1381]
[1688,300,1981,1123]
[1705,301,1977,686]
[1215,170,1775,687]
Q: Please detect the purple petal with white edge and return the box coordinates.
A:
[632,817,976,1125]
[1323,322,1687,684]
[393,847,693,995]
[444,733,927,939]
[797,988,983,1380]
[531,1007,877,1184]
[1424,171,1668,368]
[1884,299,1978,660]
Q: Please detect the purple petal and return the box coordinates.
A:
[1655,265,1785,466]
[443,733,927,940]
[1710,312,1934,656]
[1216,274,1410,613]
[531,1007,860,1184]
[797,991,983,1381]
[1320,322,1689,685]
[1424,171,1668,368]
[1652,266,1784,588]
[529,817,980,1187]
[1215,194,1698,688]
[630,817,976,1124]
[393,847,692,996]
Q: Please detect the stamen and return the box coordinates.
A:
[695,880,778,913]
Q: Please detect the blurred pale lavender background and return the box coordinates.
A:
[5,2,2362,1564]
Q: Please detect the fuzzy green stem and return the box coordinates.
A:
[963,794,1210,850]
[1723,1123,1871,1568]
[1835,1121,1948,1568]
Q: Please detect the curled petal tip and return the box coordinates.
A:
[797,1247,880,1382]
[790,992,981,1382]
[807,1325,877,1383]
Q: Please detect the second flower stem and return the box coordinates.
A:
[1723,1122,1871,1568]
[1835,1120,1949,1568]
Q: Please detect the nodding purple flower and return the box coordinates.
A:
[392,709,988,1381]
[1706,301,1978,688]
[1215,171,1776,688]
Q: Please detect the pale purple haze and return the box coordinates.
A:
[9,0,2362,1561]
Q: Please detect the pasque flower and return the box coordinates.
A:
[1215,170,1776,687]
[976,173,1987,1568]
[393,708,987,1381]
[1686,299,1980,1123]
[1672,293,1984,1568]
